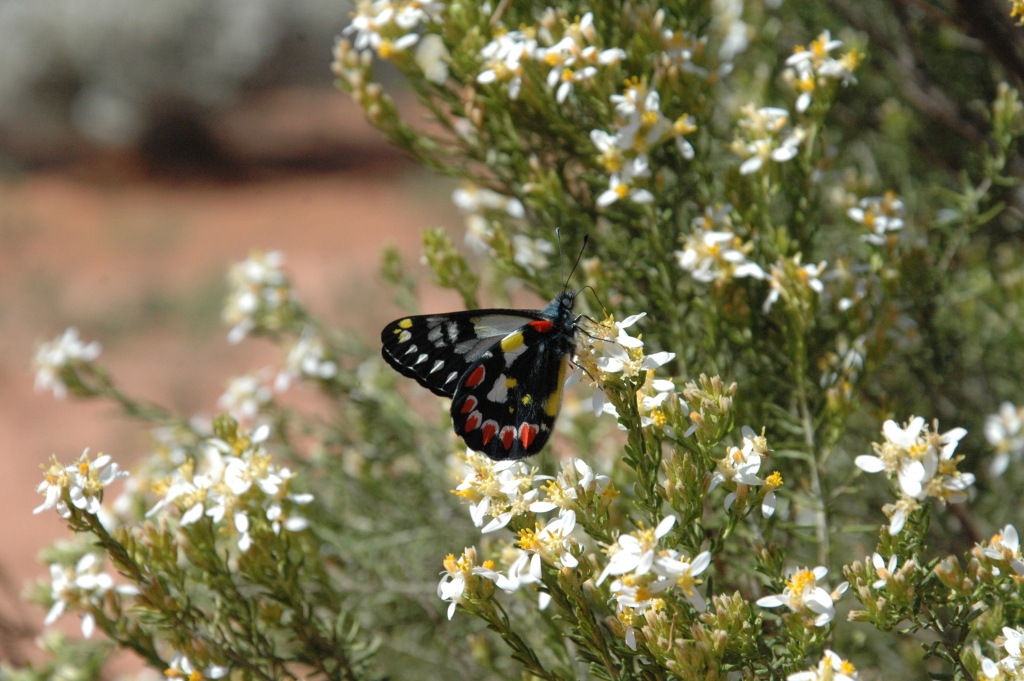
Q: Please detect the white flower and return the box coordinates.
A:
[437,547,501,619]
[731,105,805,175]
[597,515,676,585]
[415,33,450,83]
[44,554,138,639]
[787,649,861,681]
[33,327,101,400]
[518,510,580,568]
[276,327,338,391]
[512,235,555,273]
[676,227,764,283]
[986,401,1024,477]
[870,552,899,590]
[763,257,826,313]
[452,184,524,218]
[218,373,273,422]
[847,191,905,245]
[35,449,128,517]
[165,653,228,681]
[477,30,537,100]
[756,566,847,627]
[653,550,712,610]
[452,451,556,532]
[979,525,1024,577]
[223,251,293,344]
[784,31,859,113]
[596,161,655,208]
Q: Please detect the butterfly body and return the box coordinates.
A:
[381,291,578,460]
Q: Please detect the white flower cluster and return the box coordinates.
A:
[147,426,312,552]
[44,554,139,639]
[784,30,861,113]
[985,401,1024,477]
[218,373,274,425]
[223,251,293,344]
[343,0,445,59]
[730,105,806,175]
[35,449,128,519]
[452,450,557,533]
[165,653,227,680]
[787,649,861,681]
[275,326,338,391]
[847,190,905,245]
[573,313,675,413]
[756,565,848,627]
[709,427,780,517]
[973,524,1024,579]
[476,12,624,104]
[33,327,101,400]
[590,80,697,208]
[452,183,525,255]
[676,225,765,283]
[597,515,712,650]
[763,255,827,313]
[855,417,973,535]
[978,627,1024,680]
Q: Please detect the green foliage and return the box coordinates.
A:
[17,0,1024,680]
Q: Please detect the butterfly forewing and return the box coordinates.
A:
[381,310,547,397]
[381,292,578,460]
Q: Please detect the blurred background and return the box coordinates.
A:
[0,0,462,662]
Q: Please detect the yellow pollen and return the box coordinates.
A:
[786,568,816,593]
[78,462,90,474]
[189,672,203,681]
[561,68,574,82]
[482,560,495,569]
[765,471,783,487]
[641,110,659,127]
[615,184,630,199]
[377,40,394,59]
[443,554,458,572]
[840,660,857,675]
[673,116,697,135]
[518,527,541,551]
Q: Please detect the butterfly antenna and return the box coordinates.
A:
[565,234,589,292]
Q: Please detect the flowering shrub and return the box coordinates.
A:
[12,1,1024,680]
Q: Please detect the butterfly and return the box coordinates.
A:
[380,289,580,460]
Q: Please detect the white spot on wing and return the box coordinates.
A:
[404,344,418,355]
[486,374,510,403]
[445,371,458,384]
[472,315,529,337]
[414,353,428,365]
[429,360,445,374]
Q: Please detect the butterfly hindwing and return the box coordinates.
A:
[449,299,578,460]
[382,292,578,460]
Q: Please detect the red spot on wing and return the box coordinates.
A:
[465,411,482,431]
[499,426,516,450]
[465,365,486,387]
[460,396,478,414]
[481,420,499,445]
[519,423,539,449]
[528,320,554,333]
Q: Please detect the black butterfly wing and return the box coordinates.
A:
[449,318,575,460]
[381,310,546,398]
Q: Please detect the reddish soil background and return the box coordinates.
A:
[0,88,464,662]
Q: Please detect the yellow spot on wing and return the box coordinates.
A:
[522,394,532,405]
[544,358,568,417]
[500,332,525,353]
[398,319,413,329]
[505,377,518,388]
